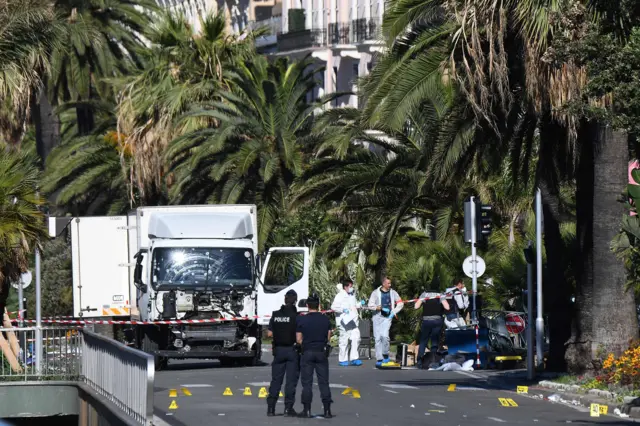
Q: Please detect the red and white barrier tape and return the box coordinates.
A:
[8,291,477,326]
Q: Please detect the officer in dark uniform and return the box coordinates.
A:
[266,289,300,417]
[296,292,333,418]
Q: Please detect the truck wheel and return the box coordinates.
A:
[141,329,168,371]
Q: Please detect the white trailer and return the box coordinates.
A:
[50,204,309,368]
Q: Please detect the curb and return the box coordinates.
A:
[537,380,640,419]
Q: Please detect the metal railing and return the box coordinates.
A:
[0,326,82,381]
[276,18,382,51]
[82,330,155,426]
[248,16,283,35]
[1,327,154,426]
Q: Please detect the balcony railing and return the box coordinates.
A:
[248,16,283,36]
[277,28,327,51]
[276,18,382,52]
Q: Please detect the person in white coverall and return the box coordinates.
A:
[331,280,363,366]
[368,276,404,367]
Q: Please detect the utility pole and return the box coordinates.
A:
[535,189,544,367]
[524,241,534,380]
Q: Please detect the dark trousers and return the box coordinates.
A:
[300,351,332,406]
[417,318,444,366]
[267,346,300,408]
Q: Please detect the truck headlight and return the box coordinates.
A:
[174,339,184,348]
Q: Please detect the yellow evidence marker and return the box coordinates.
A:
[448,384,456,392]
[223,387,233,396]
[599,405,609,415]
[169,400,178,410]
[590,404,601,417]
[258,387,268,398]
[342,388,353,395]
[243,387,252,396]
[181,388,192,396]
[351,390,361,399]
[499,398,510,407]
[517,386,528,394]
[279,391,284,397]
[169,389,177,398]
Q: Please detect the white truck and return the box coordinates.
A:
[48,205,309,369]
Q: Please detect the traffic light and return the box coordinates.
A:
[476,203,492,241]
[464,198,493,243]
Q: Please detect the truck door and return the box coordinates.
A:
[257,247,310,325]
[70,216,131,318]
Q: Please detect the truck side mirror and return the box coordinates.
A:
[255,254,261,274]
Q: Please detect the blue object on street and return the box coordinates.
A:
[338,361,349,366]
[444,327,490,368]
[350,360,362,366]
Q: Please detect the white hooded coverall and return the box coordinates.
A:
[331,286,361,363]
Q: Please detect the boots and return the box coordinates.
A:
[284,406,298,417]
[323,403,333,419]
[267,404,275,417]
[298,404,312,418]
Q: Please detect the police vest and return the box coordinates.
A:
[271,305,297,347]
[421,293,443,317]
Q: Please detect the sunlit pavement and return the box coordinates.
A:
[153,354,636,426]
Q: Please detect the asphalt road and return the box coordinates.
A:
[153,354,636,426]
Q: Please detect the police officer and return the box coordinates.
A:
[296,292,333,418]
[266,289,300,417]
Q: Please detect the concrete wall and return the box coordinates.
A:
[0,382,144,426]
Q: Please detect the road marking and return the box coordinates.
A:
[456,386,488,391]
[454,370,481,379]
[247,382,271,387]
[180,384,213,388]
[385,390,399,394]
[488,417,506,422]
[380,384,419,389]
[430,403,447,408]
[329,384,349,388]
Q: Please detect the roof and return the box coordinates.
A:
[148,211,254,240]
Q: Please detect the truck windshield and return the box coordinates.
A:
[151,247,253,289]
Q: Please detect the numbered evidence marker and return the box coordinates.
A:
[169,389,177,398]
[181,388,192,396]
[258,387,268,398]
[517,386,528,394]
[599,405,609,415]
[448,384,456,392]
[499,398,518,407]
[590,403,600,417]
[243,387,252,396]
[223,387,233,396]
[169,400,178,410]
[342,387,353,395]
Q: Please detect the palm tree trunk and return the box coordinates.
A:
[32,87,60,163]
[537,118,572,372]
[592,126,638,356]
[567,123,639,372]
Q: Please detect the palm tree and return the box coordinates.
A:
[361,0,639,370]
[115,10,258,206]
[0,0,61,148]
[47,0,157,136]
[168,54,328,246]
[0,147,47,317]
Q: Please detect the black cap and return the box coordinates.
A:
[307,292,320,303]
[285,289,298,300]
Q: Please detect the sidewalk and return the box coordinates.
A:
[482,369,640,420]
